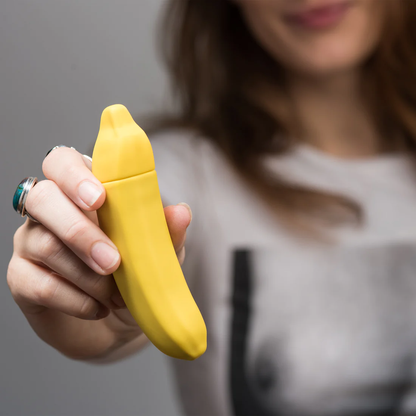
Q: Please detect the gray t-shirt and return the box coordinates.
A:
[150,130,416,416]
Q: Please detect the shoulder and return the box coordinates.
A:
[148,128,201,153]
[148,128,231,187]
[148,128,201,177]
[148,127,223,165]
[146,128,207,206]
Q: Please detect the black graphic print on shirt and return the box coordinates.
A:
[230,249,272,416]
[229,245,416,416]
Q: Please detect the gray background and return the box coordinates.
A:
[0,1,183,415]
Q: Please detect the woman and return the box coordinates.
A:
[8,0,416,414]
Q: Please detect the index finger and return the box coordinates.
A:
[42,147,105,211]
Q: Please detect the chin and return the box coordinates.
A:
[296,57,366,79]
[286,42,373,80]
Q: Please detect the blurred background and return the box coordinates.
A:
[0,1,183,415]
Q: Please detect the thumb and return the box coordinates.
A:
[164,202,192,253]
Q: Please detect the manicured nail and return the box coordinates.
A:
[78,181,102,207]
[91,242,120,271]
[177,202,192,224]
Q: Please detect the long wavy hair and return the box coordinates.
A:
[147,0,416,235]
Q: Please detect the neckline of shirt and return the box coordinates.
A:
[292,142,414,173]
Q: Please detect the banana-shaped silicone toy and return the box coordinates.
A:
[91,104,207,360]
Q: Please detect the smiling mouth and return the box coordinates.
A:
[285,1,353,30]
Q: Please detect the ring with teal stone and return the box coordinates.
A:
[12,177,39,223]
[12,178,26,212]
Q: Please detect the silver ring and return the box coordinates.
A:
[13,146,91,224]
[45,145,92,162]
[13,177,39,223]
[45,145,76,158]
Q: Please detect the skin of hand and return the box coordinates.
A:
[7,147,192,361]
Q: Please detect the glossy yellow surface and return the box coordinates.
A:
[92,104,207,360]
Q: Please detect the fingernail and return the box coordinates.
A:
[78,181,102,207]
[177,202,192,224]
[111,293,127,308]
[91,242,120,271]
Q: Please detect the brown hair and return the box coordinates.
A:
[147,0,416,235]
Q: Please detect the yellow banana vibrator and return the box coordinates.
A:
[91,104,207,360]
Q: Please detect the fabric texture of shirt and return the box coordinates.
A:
[149,129,416,416]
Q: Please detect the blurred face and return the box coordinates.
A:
[234,0,386,78]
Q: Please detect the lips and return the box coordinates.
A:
[285,1,353,30]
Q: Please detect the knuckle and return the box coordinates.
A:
[34,273,59,304]
[38,231,64,263]
[7,258,34,306]
[6,258,19,297]
[65,163,82,180]
[78,295,97,318]
[43,148,87,193]
[89,274,113,300]
[59,163,81,191]
[12,225,25,252]
[41,153,52,176]
[42,147,72,177]
[41,150,58,176]
[62,217,89,245]
[25,180,56,213]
